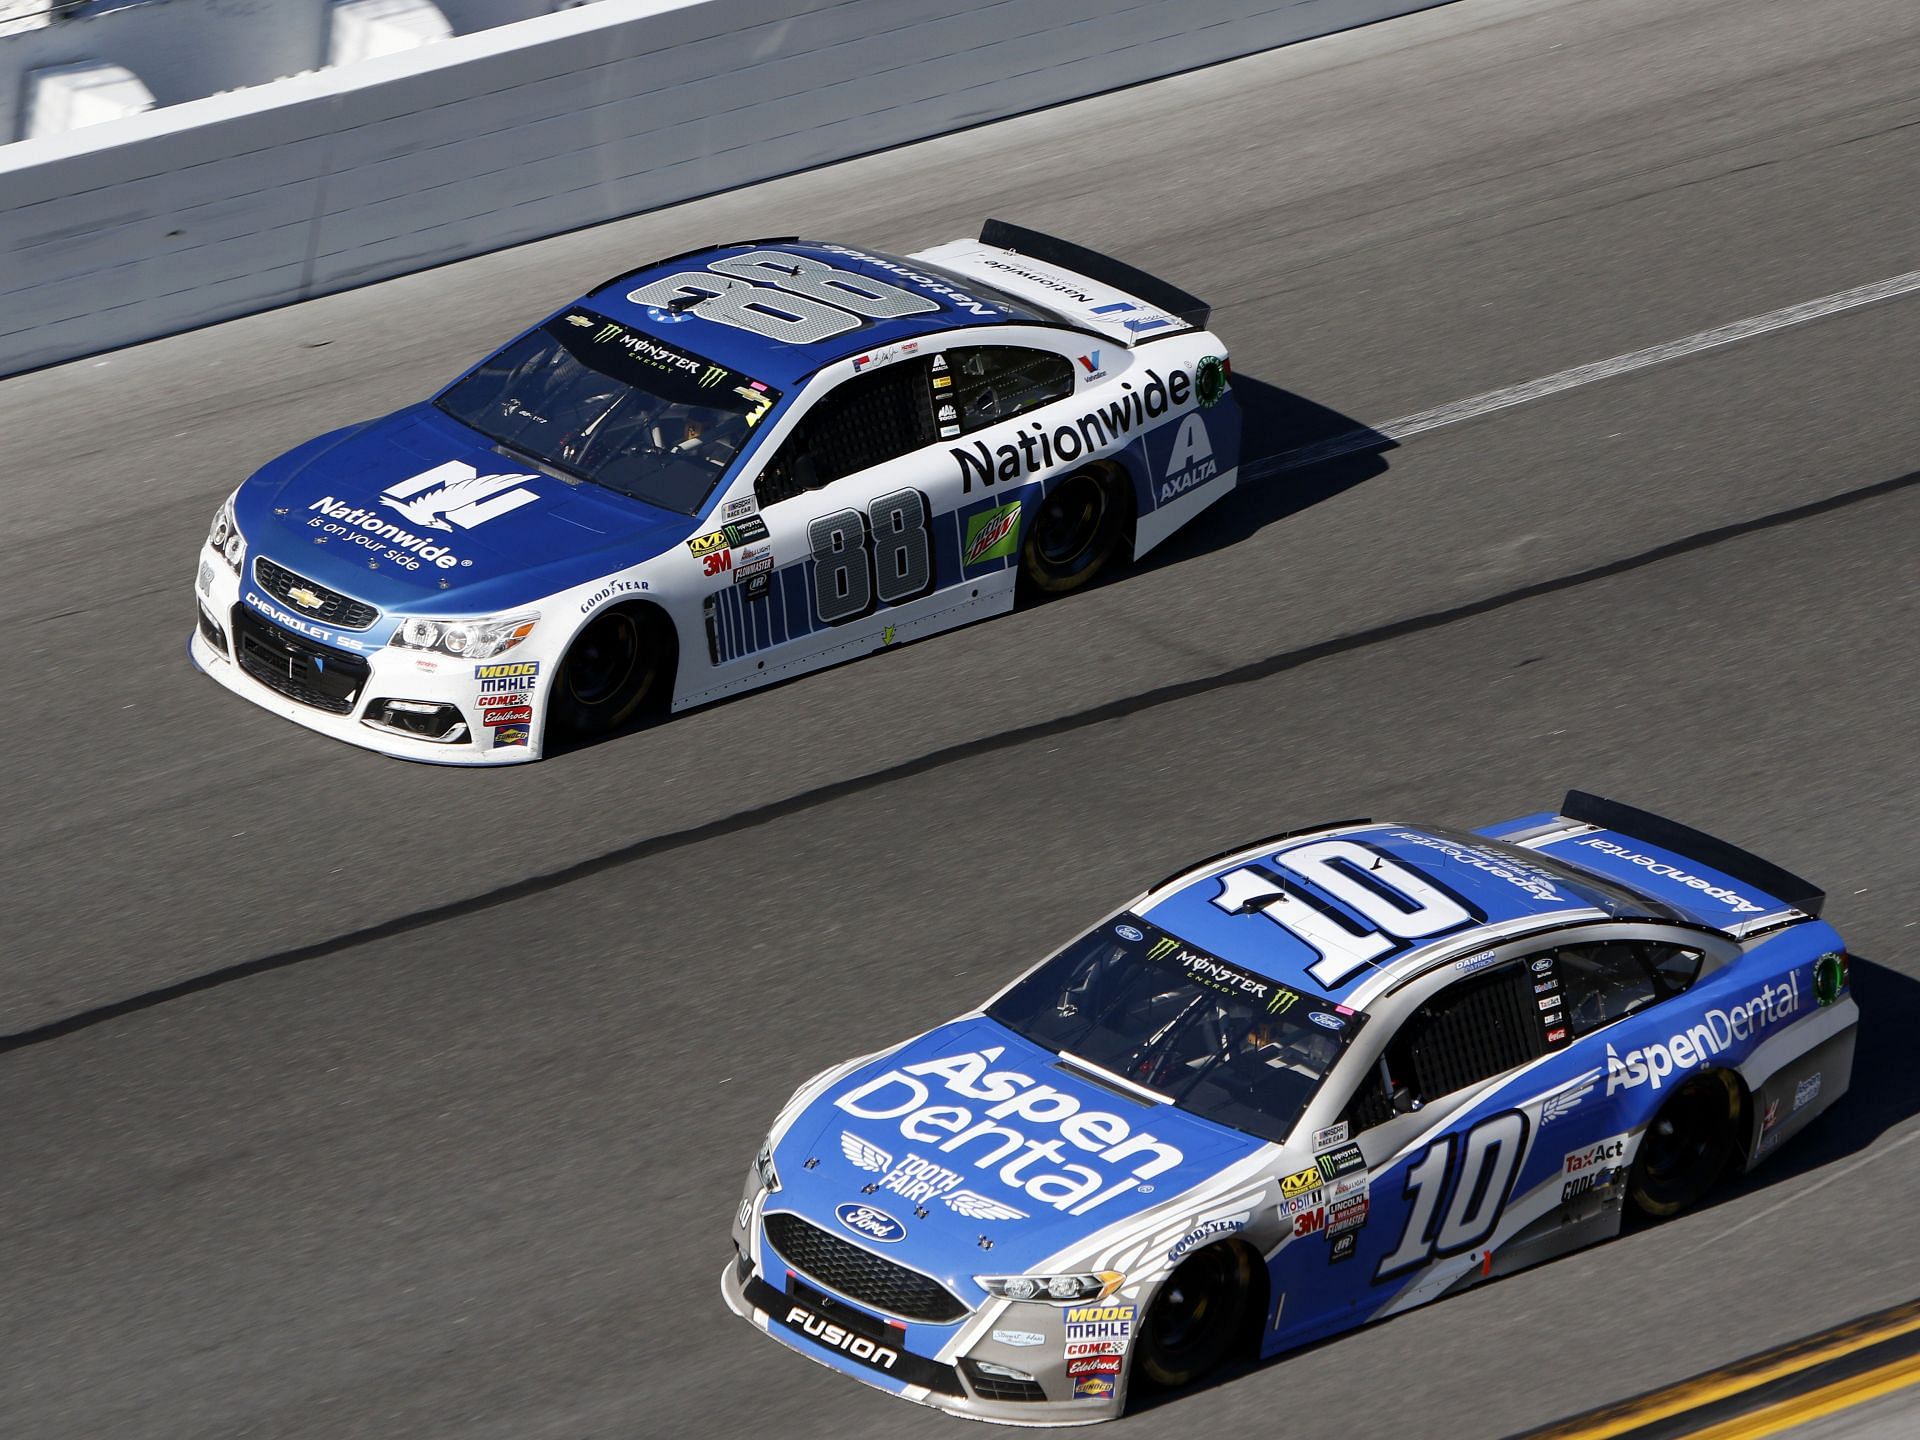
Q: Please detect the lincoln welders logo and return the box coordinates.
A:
[380,461,539,532]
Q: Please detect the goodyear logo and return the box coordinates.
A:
[1279,1167,1320,1199]
[1064,1305,1134,1324]
[474,662,539,680]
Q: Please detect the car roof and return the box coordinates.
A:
[1138,822,1632,1002]
[579,240,1049,391]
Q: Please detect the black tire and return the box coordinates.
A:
[1628,1070,1742,1218]
[1136,1243,1254,1390]
[1018,467,1129,598]
[548,605,670,740]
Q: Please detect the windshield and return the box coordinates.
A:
[434,310,781,516]
[987,917,1367,1144]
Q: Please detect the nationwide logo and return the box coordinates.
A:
[839,1133,1027,1220]
[951,369,1194,493]
[834,1202,906,1243]
[1605,974,1801,1095]
[380,461,540,533]
[962,501,1022,567]
[1570,837,1767,913]
[834,1046,1186,1215]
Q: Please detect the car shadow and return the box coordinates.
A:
[1127,957,1910,1420]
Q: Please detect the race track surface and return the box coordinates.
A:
[3,0,1918,1433]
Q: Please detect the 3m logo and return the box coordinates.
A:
[381,462,538,532]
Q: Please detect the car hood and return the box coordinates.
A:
[230,405,694,614]
[767,1017,1267,1308]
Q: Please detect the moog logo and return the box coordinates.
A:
[835,1203,906,1243]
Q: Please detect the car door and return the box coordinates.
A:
[1267,959,1548,1350]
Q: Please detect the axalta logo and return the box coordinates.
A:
[1605,974,1801,1095]
[1571,838,1766,913]
[834,1046,1185,1214]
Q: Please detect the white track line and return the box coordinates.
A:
[1681,1124,1920,1256]
[1247,267,1920,479]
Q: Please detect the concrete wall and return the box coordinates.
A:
[0,0,1459,377]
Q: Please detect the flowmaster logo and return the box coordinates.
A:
[1605,975,1801,1095]
[835,1046,1185,1214]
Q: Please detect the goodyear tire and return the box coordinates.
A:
[1136,1243,1254,1389]
[1629,1070,1742,1218]
[549,605,670,740]
[1018,467,1129,598]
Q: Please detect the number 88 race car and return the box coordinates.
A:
[723,793,1856,1423]
[189,221,1239,762]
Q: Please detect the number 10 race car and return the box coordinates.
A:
[189,221,1238,762]
[723,793,1856,1424]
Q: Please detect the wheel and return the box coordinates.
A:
[1628,1070,1742,1218]
[1136,1243,1254,1389]
[1018,467,1129,598]
[549,606,669,740]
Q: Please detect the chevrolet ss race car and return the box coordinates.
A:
[189,221,1239,762]
[724,793,1856,1424]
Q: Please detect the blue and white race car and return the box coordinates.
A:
[724,793,1855,1424]
[189,222,1238,762]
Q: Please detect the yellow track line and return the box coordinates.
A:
[1535,1304,1920,1440]
[1685,1349,1920,1440]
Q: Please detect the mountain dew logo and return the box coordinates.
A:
[963,501,1022,567]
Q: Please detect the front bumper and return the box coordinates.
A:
[189,545,545,765]
[721,1244,1124,1427]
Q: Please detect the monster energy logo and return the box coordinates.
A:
[698,365,725,388]
[586,321,728,388]
[1147,938,1178,963]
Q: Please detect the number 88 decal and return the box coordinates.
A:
[1375,1110,1529,1282]
[808,489,933,624]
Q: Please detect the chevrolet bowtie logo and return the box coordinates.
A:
[287,586,325,610]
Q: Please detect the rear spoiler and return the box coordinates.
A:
[975,219,1211,334]
[1559,791,1826,918]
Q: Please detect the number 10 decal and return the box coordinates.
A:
[1375,1110,1529,1282]
[1210,839,1482,990]
[808,488,933,624]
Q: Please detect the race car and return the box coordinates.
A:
[189,221,1239,762]
[723,792,1855,1424]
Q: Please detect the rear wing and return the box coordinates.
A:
[1496,791,1825,933]
[910,219,1211,346]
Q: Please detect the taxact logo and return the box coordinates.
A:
[1563,1135,1628,1174]
[834,1047,1184,1214]
[1605,975,1800,1095]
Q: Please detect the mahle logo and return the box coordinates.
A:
[963,501,1022,567]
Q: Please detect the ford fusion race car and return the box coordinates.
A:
[724,793,1855,1424]
[189,221,1238,762]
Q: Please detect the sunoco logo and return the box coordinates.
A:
[1605,974,1800,1095]
[834,1046,1184,1215]
[835,1202,906,1243]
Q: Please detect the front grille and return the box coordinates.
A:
[253,556,379,630]
[763,1212,969,1324]
[961,1361,1048,1403]
[233,605,371,715]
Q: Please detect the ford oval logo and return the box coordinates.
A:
[1308,1011,1345,1031]
[1114,924,1145,942]
[835,1202,907,1243]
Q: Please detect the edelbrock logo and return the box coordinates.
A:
[1571,837,1766,914]
[834,1046,1184,1215]
[1605,974,1801,1095]
[835,1202,906,1243]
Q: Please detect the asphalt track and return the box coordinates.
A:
[2,0,1917,1434]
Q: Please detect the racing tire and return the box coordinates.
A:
[549,605,671,741]
[1017,466,1129,599]
[1628,1070,1742,1218]
[1136,1242,1255,1390]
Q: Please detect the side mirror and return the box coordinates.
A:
[792,453,820,495]
[1391,1084,1421,1115]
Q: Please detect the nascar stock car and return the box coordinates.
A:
[724,792,1856,1424]
[189,221,1239,762]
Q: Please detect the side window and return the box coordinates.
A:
[1555,940,1699,1037]
[754,360,933,507]
[942,347,1074,435]
[1343,964,1544,1131]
